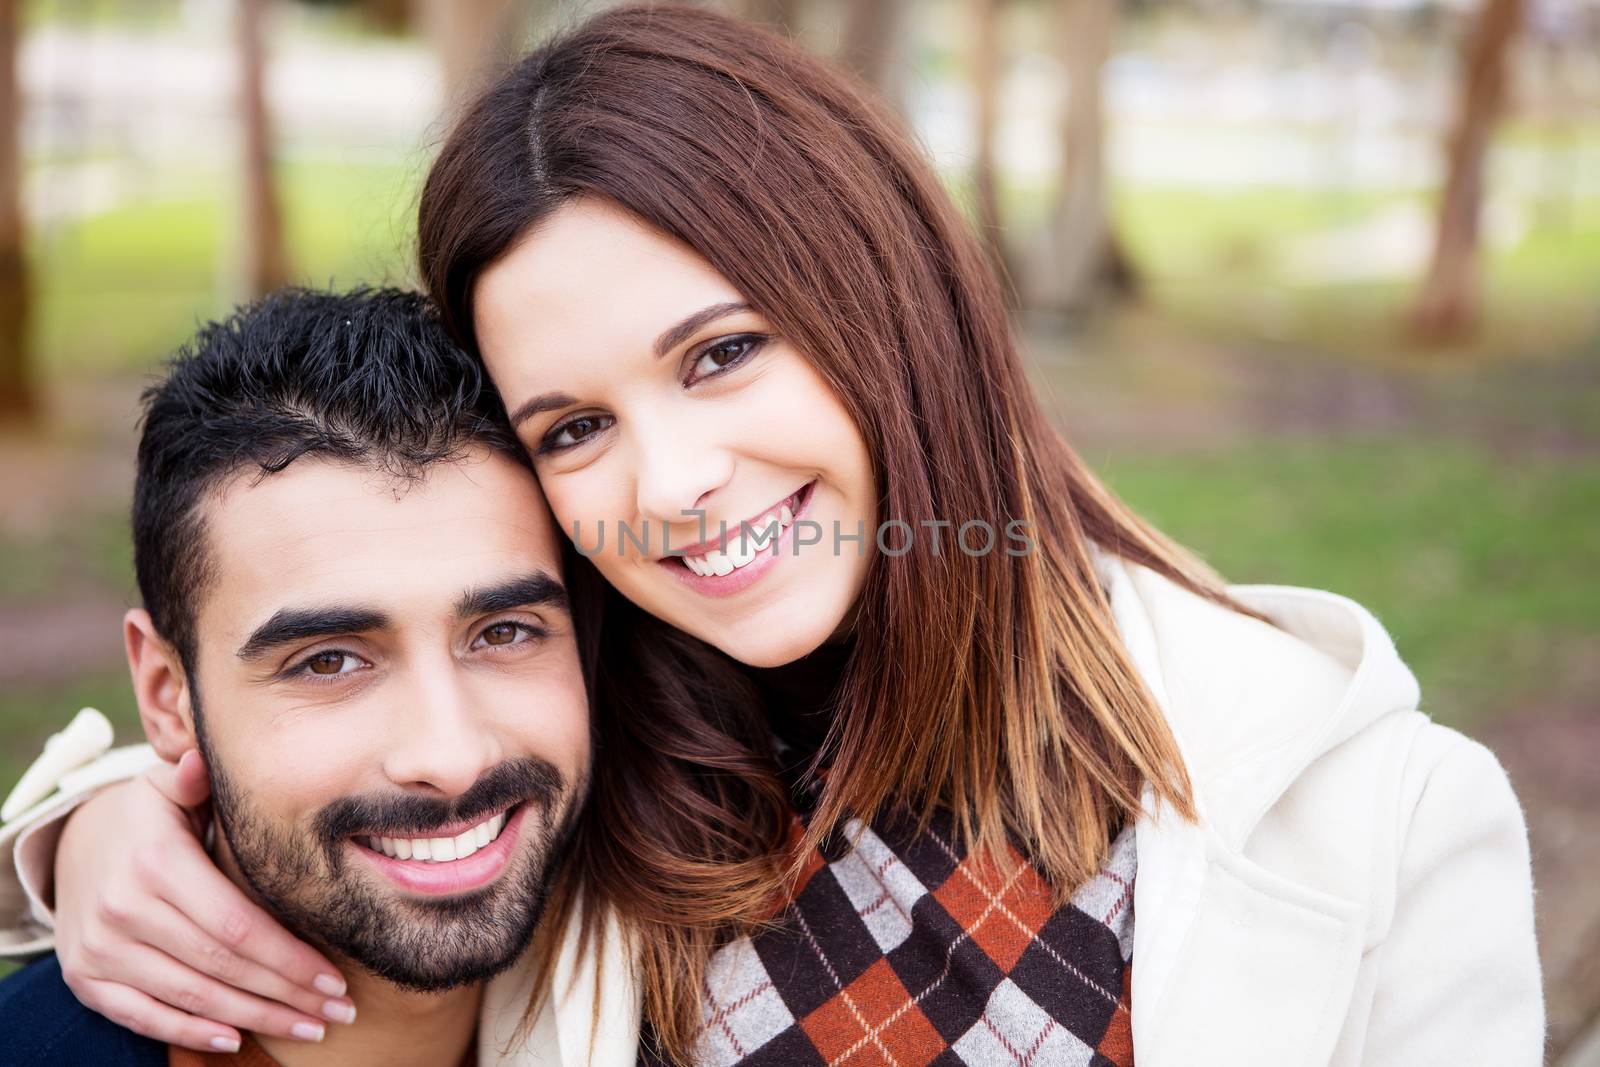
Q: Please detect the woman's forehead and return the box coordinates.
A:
[473,202,750,381]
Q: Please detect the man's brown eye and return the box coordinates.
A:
[483,623,518,646]
[308,652,347,675]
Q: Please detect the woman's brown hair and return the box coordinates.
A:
[418,5,1231,1060]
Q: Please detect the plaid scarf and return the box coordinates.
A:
[644,794,1137,1066]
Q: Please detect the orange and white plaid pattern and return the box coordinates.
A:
[646,798,1136,1067]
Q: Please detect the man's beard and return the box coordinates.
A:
[195,707,581,993]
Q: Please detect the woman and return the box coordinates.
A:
[0,6,1541,1065]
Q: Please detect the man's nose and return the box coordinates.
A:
[380,666,504,797]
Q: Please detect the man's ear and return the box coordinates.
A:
[124,609,196,761]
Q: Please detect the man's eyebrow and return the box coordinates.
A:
[653,301,751,360]
[236,608,390,662]
[455,572,568,620]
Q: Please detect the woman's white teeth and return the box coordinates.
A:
[684,496,799,576]
[367,811,508,863]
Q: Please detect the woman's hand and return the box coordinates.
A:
[51,750,355,1053]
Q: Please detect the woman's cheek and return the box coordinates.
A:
[541,474,604,551]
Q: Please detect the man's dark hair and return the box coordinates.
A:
[133,286,525,670]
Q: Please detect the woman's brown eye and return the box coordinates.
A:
[308,652,347,675]
[689,334,764,383]
[483,623,518,646]
[708,340,745,366]
[540,413,614,454]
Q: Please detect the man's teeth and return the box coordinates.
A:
[366,811,508,863]
[682,501,797,577]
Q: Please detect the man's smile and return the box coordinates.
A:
[350,803,531,897]
[359,806,515,863]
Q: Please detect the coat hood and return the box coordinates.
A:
[1095,550,1423,847]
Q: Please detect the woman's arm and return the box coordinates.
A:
[52,764,355,1052]
[1360,726,1544,1064]
[1,715,354,1052]
[0,710,165,955]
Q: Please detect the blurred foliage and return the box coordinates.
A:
[34,159,417,375]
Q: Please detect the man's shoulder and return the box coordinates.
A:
[0,954,167,1066]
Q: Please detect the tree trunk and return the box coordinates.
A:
[840,0,905,103]
[358,0,411,34]
[415,0,535,112]
[1407,0,1524,344]
[0,0,30,421]
[238,0,288,299]
[1028,0,1135,315]
[971,0,1007,275]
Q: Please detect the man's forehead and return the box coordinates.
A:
[197,452,559,637]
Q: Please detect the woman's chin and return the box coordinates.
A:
[692,610,840,669]
[624,556,863,669]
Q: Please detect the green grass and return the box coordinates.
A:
[1098,437,1600,730]
[33,158,420,376]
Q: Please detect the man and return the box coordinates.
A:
[0,289,596,1066]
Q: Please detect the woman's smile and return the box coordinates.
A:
[658,479,816,597]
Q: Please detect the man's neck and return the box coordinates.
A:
[255,968,481,1067]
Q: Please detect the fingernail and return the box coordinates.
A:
[209,1036,241,1053]
[291,1021,325,1042]
[313,973,346,997]
[323,1000,356,1024]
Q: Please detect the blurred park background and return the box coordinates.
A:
[0,0,1594,1056]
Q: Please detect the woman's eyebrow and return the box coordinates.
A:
[653,301,750,359]
[507,300,752,429]
[508,391,578,429]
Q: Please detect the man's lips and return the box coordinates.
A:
[354,803,519,844]
[350,803,529,897]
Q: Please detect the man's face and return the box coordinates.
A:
[179,448,588,992]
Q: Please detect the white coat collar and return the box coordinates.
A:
[1096,551,1418,1066]
[477,896,637,1066]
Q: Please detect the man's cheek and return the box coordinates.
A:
[559,699,593,783]
[503,685,590,778]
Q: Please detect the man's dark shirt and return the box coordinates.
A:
[0,953,166,1066]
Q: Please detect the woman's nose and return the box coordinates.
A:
[628,420,734,529]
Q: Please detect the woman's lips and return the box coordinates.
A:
[352,803,528,897]
[666,480,813,559]
[660,480,817,598]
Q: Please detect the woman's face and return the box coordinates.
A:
[473,198,877,668]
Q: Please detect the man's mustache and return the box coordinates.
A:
[311,757,565,845]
